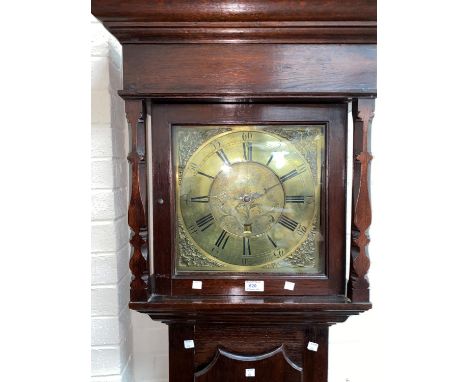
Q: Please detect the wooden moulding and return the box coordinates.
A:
[91,0,376,44]
[91,0,376,22]
[131,296,371,325]
[122,44,376,98]
[97,22,376,44]
[347,98,375,303]
[126,99,149,302]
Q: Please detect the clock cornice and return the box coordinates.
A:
[91,0,376,44]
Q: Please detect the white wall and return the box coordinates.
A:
[131,313,169,382]
[91,18,133,382]
[91,17,170,382]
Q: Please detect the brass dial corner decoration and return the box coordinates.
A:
[173,125,325,274]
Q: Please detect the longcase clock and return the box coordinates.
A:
[92,1,377,381]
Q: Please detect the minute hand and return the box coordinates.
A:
[264,182,281,194]
[248,183,282,201]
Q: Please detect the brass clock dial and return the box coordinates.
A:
[174,126,324,273]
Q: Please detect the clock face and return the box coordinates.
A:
[173,125,324,273]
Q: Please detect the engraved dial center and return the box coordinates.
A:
[209,162,285,237]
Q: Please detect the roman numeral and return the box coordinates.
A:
[279,169,298,183]
[267,234,277,248]
[191,196,209,203]
[214,230,230,249]
[243,237,251,257]
[197,171,215,179]
[195,213,214,231]
[278,215,298,231]
[243,142,253,161]
[285,195,305,203]
[279,165,306,183]
[266,154,273,167]
[216,149,231,166]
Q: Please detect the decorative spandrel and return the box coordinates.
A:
[173,125,325,274]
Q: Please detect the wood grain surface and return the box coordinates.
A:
[123,44,376,97]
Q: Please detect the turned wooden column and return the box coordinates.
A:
[348,98,375,303]
[126,99,149,302]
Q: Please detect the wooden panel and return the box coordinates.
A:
[123,44,376,96]
[92,0,376,22]
[195,346,301,382]
[169,324,194,382]
[194,325,305,368]
[304,326,329,382]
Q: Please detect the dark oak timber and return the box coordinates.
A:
[169,324,194,382]
[122,44,376,98]
[92,0,376,23]
[195,345,302,382]
[91,1,376,381]
[347,98,375,303]
[91,0,376,44]
[126,99,149,302]
[304,327,329,382]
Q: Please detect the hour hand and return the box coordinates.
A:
[250,191,263,200]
